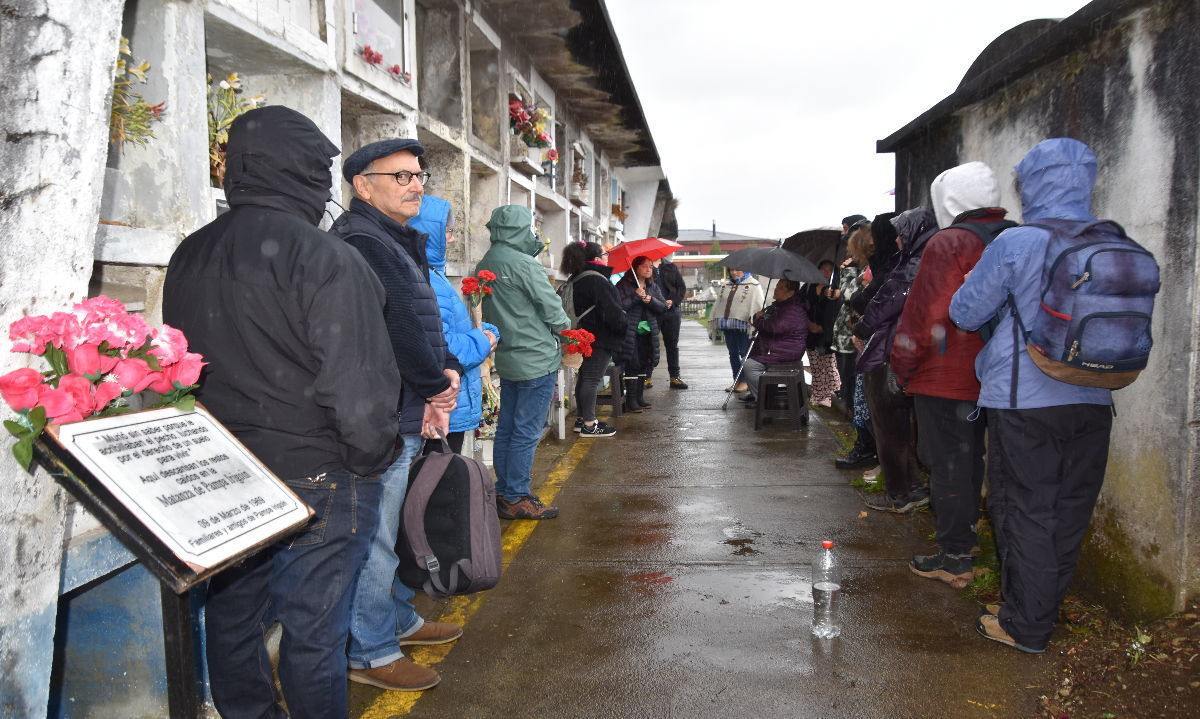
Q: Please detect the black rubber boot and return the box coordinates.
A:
[635,375,652,410]
[836,427,879,470]
[623,378,643,413]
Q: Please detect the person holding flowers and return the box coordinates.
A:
[560,241,626,437]
[476,205,569,520]
[408,195,500,454]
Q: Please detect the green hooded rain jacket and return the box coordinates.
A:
[476,205,569,381]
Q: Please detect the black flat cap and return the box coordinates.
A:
[342,138,425,182]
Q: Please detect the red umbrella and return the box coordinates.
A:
[605,237,684,273]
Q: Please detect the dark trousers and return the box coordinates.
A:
[914,395,986,554]
[836,351,857,407]
[574,348,612,423]
[723,327,751,380]
[660,308,682,378]
[862,365,921,496]
[205,471,381,719]
[423,430,465,455]
[987,404,1112,650]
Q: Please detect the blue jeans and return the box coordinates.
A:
[494,371,556,502]
[724,327,751,380]
[347,435,424,669]
[204,470,380,719]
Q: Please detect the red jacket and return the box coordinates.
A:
[891,210,1008,400]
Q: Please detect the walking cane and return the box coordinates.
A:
[720,333,759,411]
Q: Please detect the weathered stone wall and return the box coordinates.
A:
[0,2,125,716]
[887,0,1199,619]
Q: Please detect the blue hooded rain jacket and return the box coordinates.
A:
[949,138,1113,410]
[409,195,501,433]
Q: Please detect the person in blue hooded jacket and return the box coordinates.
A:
[950,138,1114,655]
[408,195,500,455]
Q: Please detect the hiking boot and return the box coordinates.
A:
[910,551,973,589]
[398,621,463,646]
[864,490,930,514]
[579,421,616,438]
[975,615,1045,654]
[497,494,559,520]
[670,376,689,389]
[348,658,440,691]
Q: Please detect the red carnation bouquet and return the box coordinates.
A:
[0,296,206,469]
[461,270,497,308]
[560,328,595,370]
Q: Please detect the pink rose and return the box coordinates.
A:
[113,357,155,392]
[166,352,206,388]
[35,386,76,420]
[0,367,45,410]
[58,374,96,417]
[149,325,188,366]
[66,343,118,377]
[93,380,123,410]
[145,371,175,394]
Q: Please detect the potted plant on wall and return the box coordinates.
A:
[109,37,166,150]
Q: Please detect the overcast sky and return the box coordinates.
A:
[604,0,1092,239]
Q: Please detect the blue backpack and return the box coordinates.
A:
[1018,219,1160,390]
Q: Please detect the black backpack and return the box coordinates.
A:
[396,437,502,599]
[951,219,1018,342]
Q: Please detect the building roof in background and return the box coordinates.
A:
[674,228,776,246]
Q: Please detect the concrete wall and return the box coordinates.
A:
[0,3,125,716]
[883,0,1199,619]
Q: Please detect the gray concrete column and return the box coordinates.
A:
[0,3,124,717]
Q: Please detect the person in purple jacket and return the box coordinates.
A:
[737,279,809,406]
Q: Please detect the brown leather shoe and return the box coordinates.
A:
[399,621,463,646]
[975,615,1045,654]
[348,658,440,691]
[733,381,750,393]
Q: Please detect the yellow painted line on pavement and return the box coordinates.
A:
[357,439,591,719]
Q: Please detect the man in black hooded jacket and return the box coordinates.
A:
[164,106,400,719]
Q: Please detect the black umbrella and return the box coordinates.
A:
[780,228,842,267]
[719,245,826,284]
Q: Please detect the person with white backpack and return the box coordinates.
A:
[560,242,628,437]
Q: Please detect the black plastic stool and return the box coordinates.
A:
[754,363,808,430]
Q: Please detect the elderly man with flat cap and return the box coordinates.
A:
[332,138,465,691]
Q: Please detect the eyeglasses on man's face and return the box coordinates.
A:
[362,170,432,186]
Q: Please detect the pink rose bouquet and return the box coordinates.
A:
[1,296,206,469]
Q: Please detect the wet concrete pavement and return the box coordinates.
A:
[349,320,1052,719]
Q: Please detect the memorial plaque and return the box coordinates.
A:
[40,405,313,588]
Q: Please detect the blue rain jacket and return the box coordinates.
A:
[410,196,500,432]
[949,138,1112,409]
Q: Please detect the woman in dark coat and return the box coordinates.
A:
[561,242,627,437]
[614,255,666,412]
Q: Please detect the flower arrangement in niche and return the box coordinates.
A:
[361,45,384,64]
[387,65,412,83]
[110,37,166,149]
[0,297,206,470]
[508,98,553,148]
[461,270,496,307]
[207,73,266,187]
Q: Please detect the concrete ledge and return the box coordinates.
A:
[59,527,136,595]
[94,224,177,266]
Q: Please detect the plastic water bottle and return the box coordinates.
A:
[811,540,842,638]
